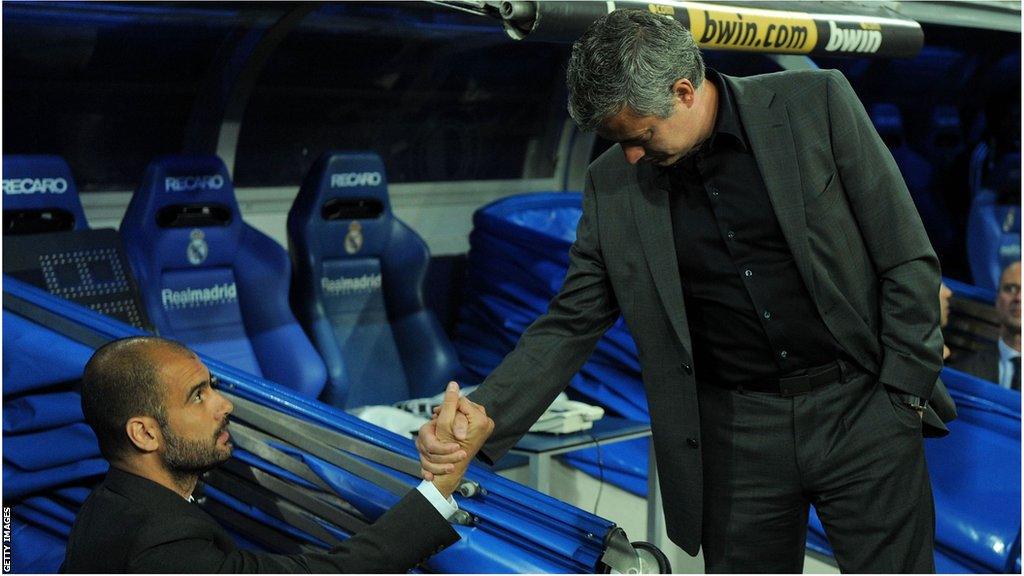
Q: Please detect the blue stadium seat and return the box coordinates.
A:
[922,105,966,169]
[3,155,89,235]
[870,103,906,149]
[3,155,153,330]
[968,153,1021,290]
[869,104,955,256]
[287,151,461,408]
[120,155,326,397]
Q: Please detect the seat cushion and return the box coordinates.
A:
[160,267,262,376]
[320,259,408,407]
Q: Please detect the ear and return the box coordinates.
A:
[671,78,697,107]
[126,416,162,453]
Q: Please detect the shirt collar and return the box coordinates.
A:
[998,337,1019,362]
[704,68,748,153]
[656,69,747,177]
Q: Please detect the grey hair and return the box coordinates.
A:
[567,9,706,131]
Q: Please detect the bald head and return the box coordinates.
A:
[82,337,194,462]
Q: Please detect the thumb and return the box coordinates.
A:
[437,381,460,427]
[453,412,469,441]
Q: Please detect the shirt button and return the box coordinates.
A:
[710,188,719,197]
[744,269,753,277]
[681,362,693,374]
[727,230,735,239]
[780,350,788,359]
[687,438,699,449]
[763,310,771,319]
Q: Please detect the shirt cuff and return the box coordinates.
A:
[416,479,459,520]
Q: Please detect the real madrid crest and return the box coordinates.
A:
[187,229,209,265]
[344,221,363,255]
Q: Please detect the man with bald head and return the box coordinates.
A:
[953,262,1022,389]
[62,336,492,573]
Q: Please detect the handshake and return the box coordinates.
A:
[416,382,495,499]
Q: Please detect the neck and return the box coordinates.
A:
[1001,327,1021,352]
[699,79,720,144]
[116,458,198,501]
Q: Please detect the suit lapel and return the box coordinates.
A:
[628,75,820,351]
[631,162,691,350]
[727,75,817,301]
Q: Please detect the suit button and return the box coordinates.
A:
[687,438,699,449]
[681,362,692,374]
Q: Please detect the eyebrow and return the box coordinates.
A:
[619,129,651,145]
[185,379,211,404]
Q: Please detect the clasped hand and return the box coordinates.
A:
[417,382,493,498]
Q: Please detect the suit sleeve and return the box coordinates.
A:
[127,489,458,574]
[470,172,622,463]
[825,69,944,400]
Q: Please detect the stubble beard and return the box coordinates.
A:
[160,418,232,487]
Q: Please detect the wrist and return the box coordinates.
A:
[431,462,469,499]
[431,478,455,499]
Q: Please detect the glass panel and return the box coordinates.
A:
[2,2,251,191]
[233,3,567,186]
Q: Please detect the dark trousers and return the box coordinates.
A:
[697,367,935,573]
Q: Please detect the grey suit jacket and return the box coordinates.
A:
[470,69,947,555]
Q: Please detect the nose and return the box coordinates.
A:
[622,144,646,165]
[213,388,233,418]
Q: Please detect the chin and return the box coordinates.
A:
[657,153,686,166]
[218,444,233,460]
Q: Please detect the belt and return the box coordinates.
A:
[730,360,846,397]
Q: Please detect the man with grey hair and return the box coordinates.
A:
[419,9,945,573]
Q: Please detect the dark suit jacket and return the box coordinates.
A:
[950,344,1000,382]
[470,69,948,555]
[60,467,459,573]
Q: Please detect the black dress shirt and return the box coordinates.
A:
[666,69,842,386]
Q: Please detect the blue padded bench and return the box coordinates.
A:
[120,154,326,397]
[287,151,461,409]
